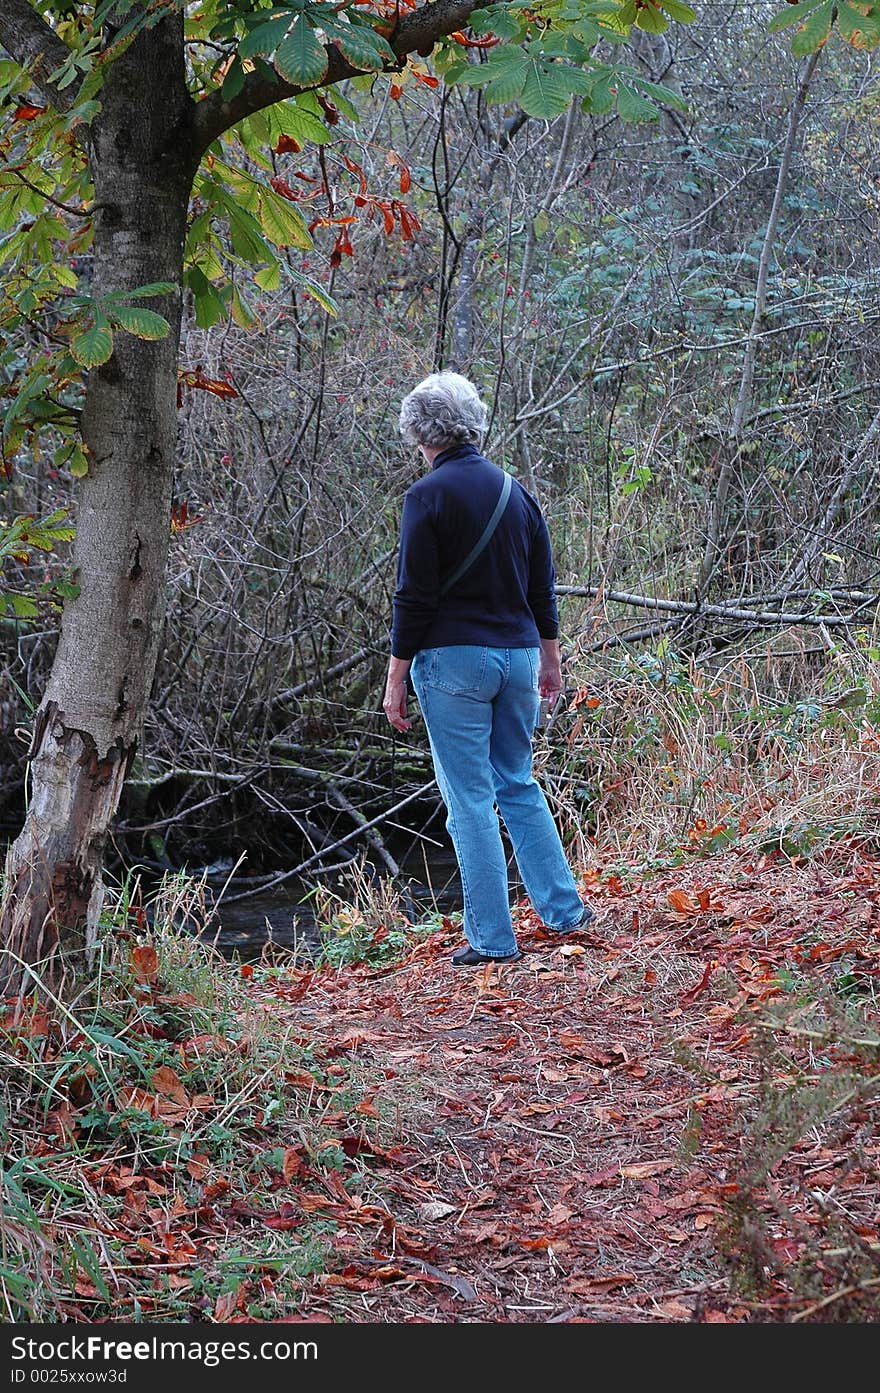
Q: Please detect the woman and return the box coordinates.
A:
[383,371,592,965]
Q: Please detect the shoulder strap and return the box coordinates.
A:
[439,471,513,597]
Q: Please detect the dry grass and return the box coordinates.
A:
[536,641,880,871]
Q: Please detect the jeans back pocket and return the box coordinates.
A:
[430,645,489,696]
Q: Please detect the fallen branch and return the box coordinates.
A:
[275,646,376,704]
[555,584,877,628]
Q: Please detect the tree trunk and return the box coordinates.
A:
[0,13,195,996]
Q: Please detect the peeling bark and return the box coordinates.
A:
[1,12,196,996]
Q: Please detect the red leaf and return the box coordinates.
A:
[275,134,301,154]
[343,155,368,197]
[14,103,45,121]
[179,369,239,401]
[681,961,714,1004]
[270,175,297,202]
[399,166,411,195]
[317,93,339,125]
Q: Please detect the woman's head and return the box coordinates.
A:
[399,372,488,450]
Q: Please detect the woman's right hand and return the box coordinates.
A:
[538,638,563,702]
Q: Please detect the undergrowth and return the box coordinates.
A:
[0,877,349,1322]
[714,989,880,1321]
[540,641,880,871]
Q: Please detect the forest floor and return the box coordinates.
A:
[5,845,880,1324]
[243,844,880,1324]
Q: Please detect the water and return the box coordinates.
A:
[187,844,465,959]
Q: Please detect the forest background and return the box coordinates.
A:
[1,0,880,1325]
[1,0,878,890]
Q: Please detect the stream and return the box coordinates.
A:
[180,842,468,959]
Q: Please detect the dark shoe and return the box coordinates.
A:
[451,944,524,966]
[557,905,596,933]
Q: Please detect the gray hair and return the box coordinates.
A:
[399,371,488,448]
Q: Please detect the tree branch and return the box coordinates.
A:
[554,584,875,629]
[0,0,74,111]
[192,0,480,154]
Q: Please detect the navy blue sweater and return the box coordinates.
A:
[391,443,559,661]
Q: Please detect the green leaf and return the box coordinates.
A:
[257,188,312,250]
[221,58,246,102]
[289,268,338,316]
[70,318,113,368]
[103,281,175,300]
[837,0,880,46]
[659,0,697,19]
[238,14,294,60]
[328,20,396,72]
[106,305,169,340]
[481,66,529,103]
[53,579,81,600]
[51,263,79,290]
[468,7,524,40]
[274,18,328,86]
[227,203,272,263]
[587,71,617,115]
[7,593,39,619]
[630,75,688,113]
[186,265,229,330]
[68,448,89,479]
[230,284,257,329]
[270,99,331,145]
[791,0,834,54]
[519,63,574,118]
[635,1,668,33]
[616,82,660,122]
[483,57,530,104]
[768,0,827,33]
[255,260,281,292]
[25,509,76,546]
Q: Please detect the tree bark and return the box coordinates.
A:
[0,12,196,995]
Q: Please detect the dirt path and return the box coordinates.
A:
[254,849,880,1322]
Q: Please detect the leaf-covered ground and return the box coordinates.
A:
[5,847,879,1323]
[249,846,880,1323]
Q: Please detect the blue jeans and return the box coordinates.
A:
[410,645,584,958]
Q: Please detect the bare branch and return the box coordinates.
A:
[554,584,876,629]
[192,0,480,154]
[0,0,74,111]
[698,47,822,592]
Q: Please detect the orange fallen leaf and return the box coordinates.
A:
[567,1273,636,1294]
[151,1065,190,1105]
[667,888,697,914]
[620,1159,676,1179]
[131,944,158,982]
